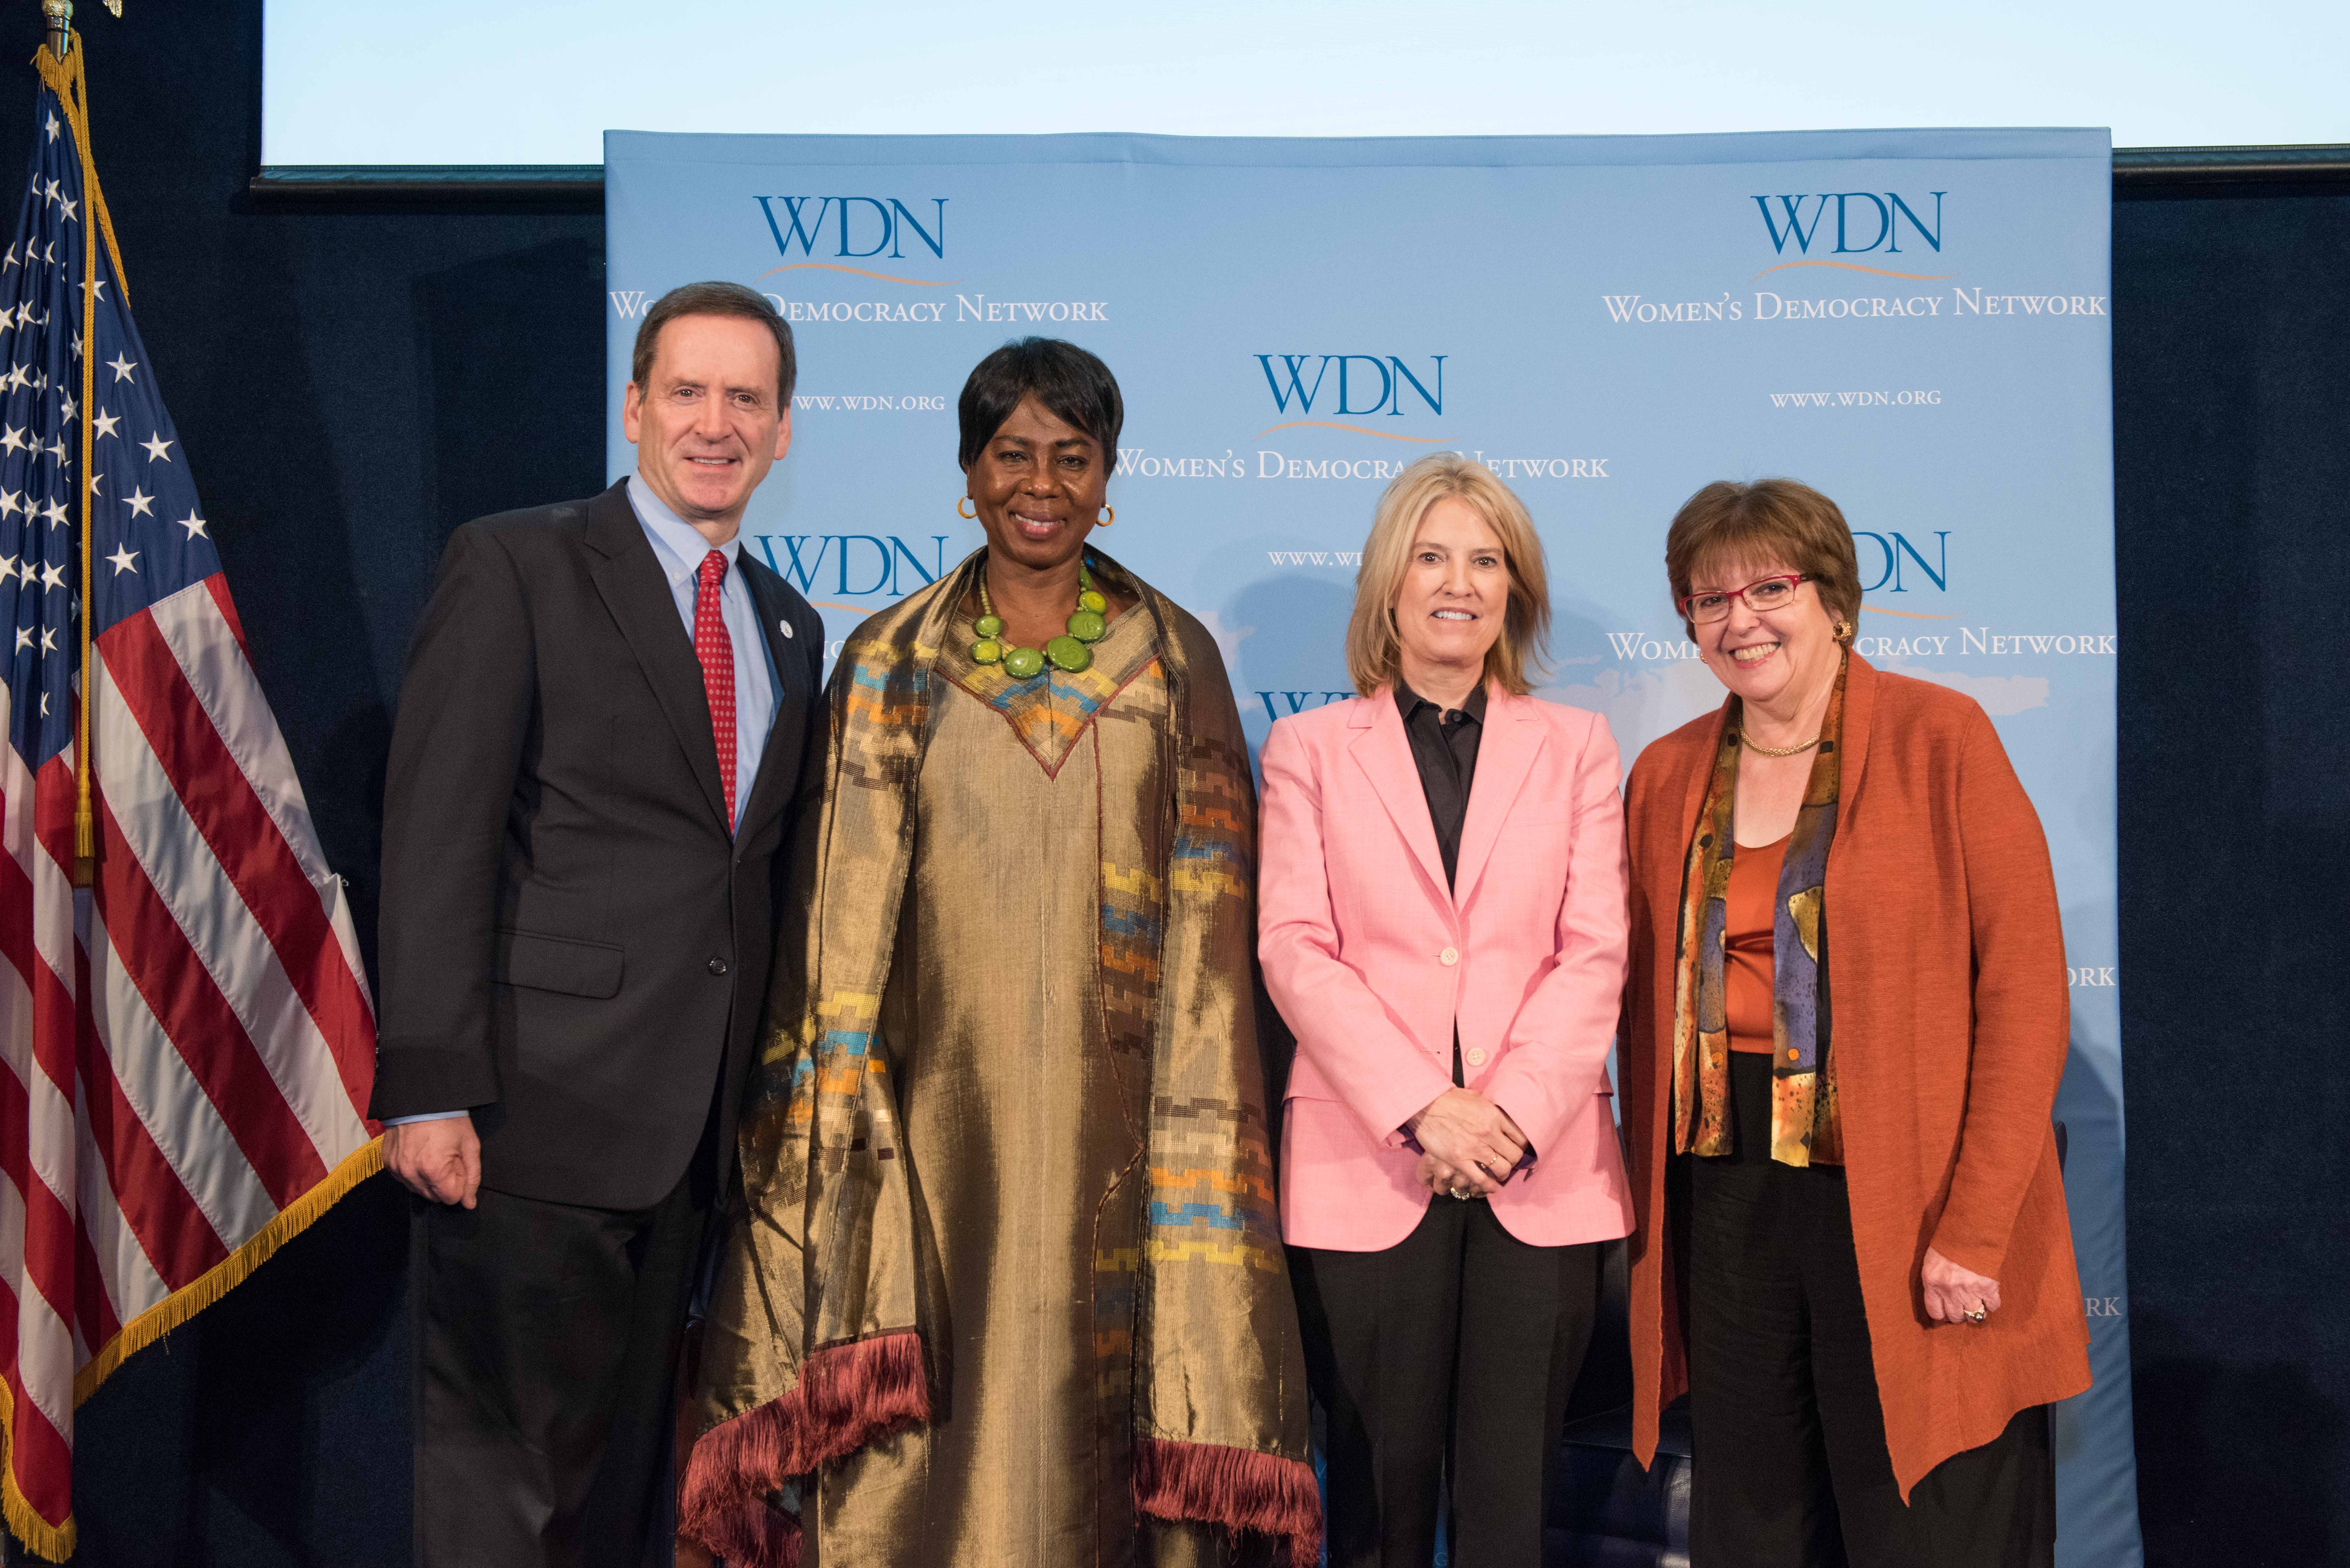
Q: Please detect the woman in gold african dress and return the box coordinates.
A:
[680,339,1318,1568]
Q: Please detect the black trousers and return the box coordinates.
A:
[1685,1052,2056,1568]
[412,1165,712,1568]
[1289,1198,1599,1568]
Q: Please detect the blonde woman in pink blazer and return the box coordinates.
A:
[1259,453,1633,1568]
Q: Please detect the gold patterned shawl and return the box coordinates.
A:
[1670,652,1848,1165]
[680,550,1319,1567]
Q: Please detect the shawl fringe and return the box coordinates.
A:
[678,1332,929,1566]
[1135,1438,1323,1568]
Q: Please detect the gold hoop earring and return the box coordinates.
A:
[1832,618,1856,643]
[957,496,977,519]
[1095,505,1114,527]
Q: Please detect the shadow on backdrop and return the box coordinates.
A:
[1225,568,1358,757]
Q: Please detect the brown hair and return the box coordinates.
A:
[629,281,797,405]
[1663,478,1860,640]
[1346,453,1551,698]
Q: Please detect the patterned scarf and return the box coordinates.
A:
[1671,652,1848,1166]
[679,549,1319,1566]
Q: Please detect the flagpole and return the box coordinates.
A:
[31,7,104,885]
[42,12,101,884]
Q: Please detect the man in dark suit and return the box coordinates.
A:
[372,281,825,1566]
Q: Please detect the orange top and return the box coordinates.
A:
[1723,833,1789,1054]
[1620,655,2090,1500]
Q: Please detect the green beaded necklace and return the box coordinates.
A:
[971,560,1109,678]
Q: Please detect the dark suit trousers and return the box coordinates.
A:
[1290,1200,1599,1568]
[1686,1052,2056,1568]
[412,1153,714,1568]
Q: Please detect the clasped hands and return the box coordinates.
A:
[1407,1087,1528,1199]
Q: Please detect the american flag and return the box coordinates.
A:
[0,48,378,1558]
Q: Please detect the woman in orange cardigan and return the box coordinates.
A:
[1620,479,2091,1566]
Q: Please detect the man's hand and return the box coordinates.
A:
[1405,1088,1527,1198]
[385,1116,482,1209]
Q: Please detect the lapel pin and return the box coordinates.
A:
[780,620,794,638]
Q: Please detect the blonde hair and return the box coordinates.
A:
[1346,453,1551,698]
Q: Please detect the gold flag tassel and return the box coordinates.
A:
[33,8,132,887]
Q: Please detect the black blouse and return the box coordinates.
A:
[1394,679,1487,1091]
[1394,679,1486,889]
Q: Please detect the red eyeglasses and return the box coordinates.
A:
[1677,573,1809,625]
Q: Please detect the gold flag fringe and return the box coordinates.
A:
[0,1138,386,1561]
[0,1378,70,1561]
[75,1137,385,1405]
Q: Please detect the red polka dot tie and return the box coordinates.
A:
[693,550,737,829]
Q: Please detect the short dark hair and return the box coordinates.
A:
[956,337,1123,470]
[1664,478,1862,638]
[630,281,797,406]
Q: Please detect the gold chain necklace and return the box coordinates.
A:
[1740,732,1821,758]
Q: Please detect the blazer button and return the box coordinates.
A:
[708,957,731,976]
[1439,947,1459,967]
[1465,1046,1488,1067]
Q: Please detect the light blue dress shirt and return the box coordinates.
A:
[384,478,784,1128]
[626,474,781,834]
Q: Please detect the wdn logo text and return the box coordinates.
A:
[1258,355,1444,417]
[755,197,948,260]
[748,534,952,599]
[1253,690,1355,722]
[1853,530,1947,594]
[1755,192,1944,256]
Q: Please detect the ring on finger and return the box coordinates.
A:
[1965,1303,1988,1323]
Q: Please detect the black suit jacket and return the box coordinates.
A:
[371,480,824,1210]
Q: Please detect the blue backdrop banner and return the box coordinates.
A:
[606,127,2136,1565]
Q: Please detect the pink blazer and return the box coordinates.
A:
[1258,685,1635,1252]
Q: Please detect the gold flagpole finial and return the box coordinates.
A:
[38,0,116,59]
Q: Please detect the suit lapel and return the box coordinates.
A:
[583,482,730,831]
[732,563,806,843]
[1451,686,1545,912]
[1350,692,1454,912]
